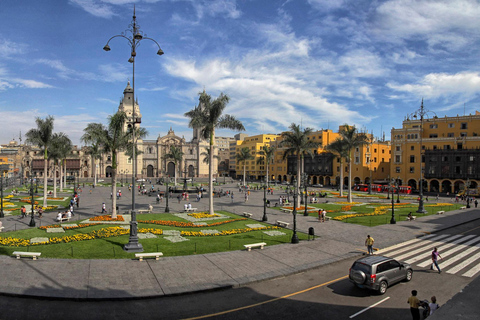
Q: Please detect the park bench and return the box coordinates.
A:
[0,226,4,232]
[184,208,197,212]
[243,212,252,218]
[12,251,41,260]
[56,216,70,222]
[460,206,467,210]
[135,252,163,261]
[244,242,267,251]
[138,205,153,214]
[437,211,445,215]
[280,207,292,213]
[324,216,332,221]
[276,220,290,228]
[406,216,416,221]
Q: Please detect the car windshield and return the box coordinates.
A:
[352,262,371,274]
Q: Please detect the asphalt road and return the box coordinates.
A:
[2,220,480,320]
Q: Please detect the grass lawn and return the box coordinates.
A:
[277,200,466,227]
[0,211,308,259]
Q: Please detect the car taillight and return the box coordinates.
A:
[370,274,376,283]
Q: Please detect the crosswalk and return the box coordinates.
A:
[376,233,480,278]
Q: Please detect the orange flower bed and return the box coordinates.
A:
[89,215,125,222]
[137,218,246,228]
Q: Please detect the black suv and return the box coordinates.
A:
[349,255,413,294]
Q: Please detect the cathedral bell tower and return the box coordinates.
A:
[118,81,142,132]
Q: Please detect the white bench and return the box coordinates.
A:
[325,216,332,221]
[437,211,445,215]
[460,206,467,210]
[244,242,267,251]
[406,216,416,221]
[56,217,70,222]
[135,252,163,261]
[243,212,252,218]
[12,251,41,260]
[276,220,290,228]
[138,205,153,214]
[184,208,197,212]
[0,226,4,232]
[280,208,292,213]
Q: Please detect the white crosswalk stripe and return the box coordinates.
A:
[378,234,480,278]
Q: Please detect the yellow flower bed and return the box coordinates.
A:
[1,202,15,206]
[5,195,13,199]
[336,202,363,205]
[89,215,125,222]
[181,226,280,237]
[187,212,220,219]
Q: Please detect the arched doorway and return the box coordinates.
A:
[188,165,194,177]
[325,176,331,186]
[441,180,452,193]
[429,180,440,192]
[83,171,88,178]
[106,166,112,178]
[408,179,417,190]
[147,165,154,177]
[167,162,175,178]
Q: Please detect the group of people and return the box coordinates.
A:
[408,290,440,319]
[317,209,327,222]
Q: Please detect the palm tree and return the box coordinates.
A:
[85,143,102,186]
[257,145,276,187]
[184,91,245,215]
[326,139,349,197]
[164,145,184,186]
[200,147,221,165]
[54,134,72,192]
[49,133,70,198]
[82,112,134,218]
[280,123,319,205]
[236,147,254,186]
[25,116,55,208]
[337,124,369,203]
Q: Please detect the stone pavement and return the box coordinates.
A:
[0,182,479,299]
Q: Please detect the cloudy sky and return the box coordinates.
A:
[1,0,480,146]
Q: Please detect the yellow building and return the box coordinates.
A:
[235,134,279,181]
[391,110,480,194]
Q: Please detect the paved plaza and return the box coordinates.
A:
[0,182,479,299]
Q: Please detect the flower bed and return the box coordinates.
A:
[187,212,220,219]
[89,215,125,222]
[137,218,247,228]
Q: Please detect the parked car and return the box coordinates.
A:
[66,176,75,181]
[311,184,323,188]
[349,255,413,294]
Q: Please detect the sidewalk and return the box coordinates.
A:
[0,183,478,299]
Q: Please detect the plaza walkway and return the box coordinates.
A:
[0,182,479,299]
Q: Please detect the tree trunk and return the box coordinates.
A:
[339,159,344,197]
[348,151,353,203]
[243,162,246,187]
[53,162,57,198]
[59,161,63,192]
[43,157,48,208]
[208,131,215,215]
[296,154,301,206]
[111,151,118,218]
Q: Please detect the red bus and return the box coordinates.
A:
[370,184,382,192]
[353,184,369,191]
[398,186,412,194]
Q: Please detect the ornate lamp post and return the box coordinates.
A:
[303,173,309,216]
[408,100,436,214]
[262,178,268,222]
[291,179,299,244]
[104,6,164,252]
[165,176,170,213]
[396,178,400,204]
[390,180,396,224]
[0,164,9,218]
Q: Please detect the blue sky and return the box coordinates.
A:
[2,0,480,146]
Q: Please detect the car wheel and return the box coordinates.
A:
[378,281,388,295]
[405,269,413,282]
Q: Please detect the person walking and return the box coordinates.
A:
[429,296,439,316]
[431,247,443,273]
[407,290,421,320]
[365,235,375,255]
[475,199,478,208]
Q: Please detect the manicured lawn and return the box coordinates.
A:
[0,211,308,259]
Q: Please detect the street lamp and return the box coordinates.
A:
[262,178,268,222]
[390,180,396,224]
[408,99,436,214]
[165,176,170,213]
[29,171,36,227]
[303,173,309,216]
[0,164,8,218]
[291,179,299,244]
[104,6,164,252]
[396,178,400,204]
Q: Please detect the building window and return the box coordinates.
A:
[381,167,384,172]
[458,144,463,150]
[444,145,451,150]
[410,155,415,163]
[396,146,400,151]
[396,167,401,173]
[448,123,454,128]
[447,133,454,137]
[374,148,377,153]
[443,156,448,162]
[410,146,414,151]
[470,156,475,161]
[461,132,467,137]
[430,124,438,129]
[429,134,438,138]
[410,167,415,173]
[461,123,468,129]
[433,145,437,150]
[382,149,384,153]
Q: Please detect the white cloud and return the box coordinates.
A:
[308,0,345,11]
[192,0,241,20]
[387,72,480,101]
[69,0,117,18]
[338,49,388,78]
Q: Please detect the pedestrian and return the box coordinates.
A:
[76,195,80,208]
[318,209,322,222]
[431,247,443,273]
[20,205,26,218]
[475,199,478,208]
[102,202,106,214]
[365,235,374,255]
[322,209,327,222]
[429,296,439,316]
[407,290,421,320]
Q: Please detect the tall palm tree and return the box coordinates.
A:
[337,124,369,203]
[257,145,276,187]
[280,123,319,205]
[326,139,349,197]
[25,116,55,208]
[84,143,102,186]
[49,133,70,198]
[200,147,221,164]
[82,112,135,218]
[184,91,245,214]
[55,134,72,192]
[164,145,184,186]
[237,147,254,186]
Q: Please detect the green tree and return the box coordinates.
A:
[164,145,184,186]
[56,134,73,192]
[82,112,145,218]
[25,116,55,208]
[337,124,369,202]
[326,139,349,197]
[257,145,276,187]
[184,91,245,214]
[236,147,254,187]
[280,123,319,205]
[83,143,102,186]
